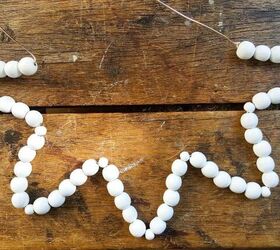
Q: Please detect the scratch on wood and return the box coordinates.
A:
[120,158,145,173]
[99,42,113,69]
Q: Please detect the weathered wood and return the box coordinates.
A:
[0,111,279,249]
[0,0,280,106]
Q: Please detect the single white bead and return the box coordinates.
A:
[35,126,47,136]
[82,159,99,176]
[114,192,131,210]
[268,87,280,104]
[102,164,119,182]
[24,204,34,215]
[18,57,38,76]
[122,205,138,223]
[245,182,262,200]
[252,92,271,110]
[58,179,76,197]
[256,156,275,173]
[10,177,28,193]
[0,96,15,113]
[0,61,6,78]
[253,140,272,157]
[261,186,271,198]
[165,174,182,191]
[149,217,166,235]
[270,46,280,63]
[11,102,30,119]
[171,159,188,176]
[107,179,124,197]
[262,171,279,188]
[244,128,263,144]
[98,157,109,168]
[240,113,258,129]
[180,151,190,161]
[190,152,207,168]
[4,61,22,78]
[229,176,247,193]
[243,102,255,113]
[254,45,271,62]
[129,219,146,238]
[145,229,155,240]
[236,41,255,60]
[70,169,88,186]
[157,203,174,221]
[14,161,32,177]
[163,189,180,207]
[213,171,231,188]
[11,192,29,208]
[48,190,66,208]
[18,146,36,163]
[33,197,51,215]
[201,161,219,178]
[25,110,43,128]
[27,134,45,150]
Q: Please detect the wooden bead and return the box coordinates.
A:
[11,192,29,208]
[262,172,279,188]
[98,157,109,168]
[24,204,34,215]
[149,217,166,235]
[102,164,119,182]
[35,126,47,136]
[189,152,207,168]
[0,96,15,113]
[163,190,180,207]
[213,171,231,188]
[201,161,219,178]
[165,174,182,191]
[114,192,131,210]
[27,134,45,150]
[229,176,247,193]
[145,229,155,240]
[254,45,271,61]
[18,146,36,163]
[129,219,146,238]
[59,179,76,197]
[253,140,272,157]
[243,102,255,113]
[14,161,32,177]
[4,61,22,78]
[107,179,124,197]
[10,177,28,193]
[257,156,275,173]
[240,113,258,129]
[171,159,188,176]
[157,203,174,221]
[82,159,99,176]
[236,41,255,60]
[252,92,271,110]
[70,169,88,186]
[33,197,51,215]
[268,87,280,104]
[270,46,280,63]
[122,205,138,223]
[0,61,6,78]
[25,110,43,128]
[244,128,263,144]
[245,182,262,200]
[48,190,66,208]
[261,186,271,198]
[18,57,38,76]
[11,102,30,119]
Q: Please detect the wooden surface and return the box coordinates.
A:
[0,0,280,249]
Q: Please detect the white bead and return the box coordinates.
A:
[24,204,34,215]
[268,87,280,104]
[270,46,280,63]
[35,126,47,136]
[157,203,174,221]
[18,57,38,76]
[190,152,207,168]
[18,146,36,163]
[10,177,28,193]
[171,159,188,176]
[229,176,247,193]
[252,92,271,110]
[48,190,66,208]
[163,189,180,207]
[0,96,15,113]
[165,174,182,191]
[180,151,190,161]
[14,161,32,177]
[11,192,29,208]
[27,134,45,150]
[82,159,99,176]
[236,41,255,60]
[0,61,6,78]
[243,102,255,113]
[245,182,262,200]
[107,179,124,197]
[257,156,275,173]
[102,164,119,182]
[244,128,263,144]
[201,161,219,178]
[150,217,166,235]
[240,113,258,129]
[11,102,30,119]
[253,140,272,157]
[261,186,271,197]
[98,157,109,168]
[262,171,279,188]
[70,169,88,186]
[4,61,22,78]
[145,229,155,240]
[25,110,43,128]
[254,45,271,61]
[114,192,131,210]
[122,205,138,223]
[58,179,76,197]
[33,197,51,215]
[213,171,231,188]
[129,219,146,238]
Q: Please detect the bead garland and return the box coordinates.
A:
[0,88,279,240]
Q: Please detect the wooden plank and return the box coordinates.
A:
[0,111,279,249]
[0,0,280,106]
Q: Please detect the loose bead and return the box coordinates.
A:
[261,186,271,198]
[11,192,29,208]
[270,46,280,63]
[129,219,146,238]
[24,204,34,215]
[149,217,166,235]
[25,110,43,128]
[10,177,28,193]
[163,189,180,207]
[102,164,119,182]
[14,161,32,177]
[107,179,124,197]
[11,102,30,119]
[18,57,38,76]
[268,87,280,104]
[58,179,76,197]
[243,102,255,113]
[254,45,271,62]
[244,128,263,144]
[27,134,45,150]
[0,96,15,113]
[122,205,138,223]
[253,140,272,157]
[171,159,188,176]
[98,157,109,168]
[236,41,255,60]
[165,174,182,191]
[245,182,262,200]
[48,190,66,208]
[252,92,271,110]
[240,113,258,129]
[18,146,36,163]
[262,171,279,188]
[256,156,275,173]
[189,152,207,168]
[82,159,99,176]
[114,192,131,210]
[201,161,219,178]
[229,176,247,194]
[33,197,51,215]
[145,229,155,241]
[70,169,88,186]
[4,61,22,78]
[0,61,6,78]
[35,126,47,136]
[213,171,231,188]
[157,203,174,221]
[180,151,190,162]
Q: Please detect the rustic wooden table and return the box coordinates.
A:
[0,0,279,249]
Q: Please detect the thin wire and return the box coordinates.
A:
[0,26,37,62]
[155,0,238,47]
